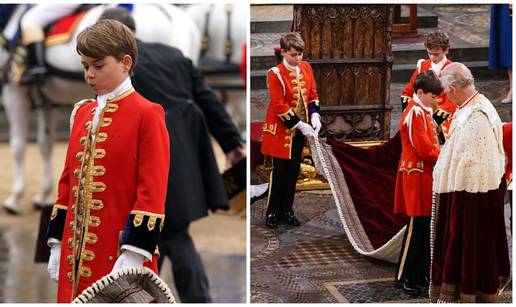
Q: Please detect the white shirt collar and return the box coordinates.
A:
[431,55,447,76]
[92,77,133,133]
[412,93,434,114]
[283,58,300,75]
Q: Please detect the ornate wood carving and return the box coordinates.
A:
[293,4,394,141]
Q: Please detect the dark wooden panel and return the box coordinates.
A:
[293,4,394,141]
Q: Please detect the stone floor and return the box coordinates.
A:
[0,143,246,303]
[250,191,512,303]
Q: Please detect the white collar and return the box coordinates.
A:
[412,93,434,114]
[96,77,133,107]
[431,56,447,75]
[91,77,132,133]
[283,58,300,74]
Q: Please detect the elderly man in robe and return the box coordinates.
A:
[430,62,510,303]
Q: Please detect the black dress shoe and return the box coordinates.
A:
[416,275,430,289]
[400,280,422,296]
[282,211,300,226]
[265,212,279,229]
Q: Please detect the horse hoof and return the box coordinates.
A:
[3,205,21,215]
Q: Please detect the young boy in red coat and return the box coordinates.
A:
[394,71,442,295]
[261,32,321,229]
[45,20,170,302]
[401,30,456,143]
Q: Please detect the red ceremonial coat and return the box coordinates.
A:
[47,89,170,302]
[261,61,320,159]
[401,58,457,140]
[394,99,440,216]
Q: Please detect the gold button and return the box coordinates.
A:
[108,256,113,261]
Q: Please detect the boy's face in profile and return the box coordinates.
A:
[416,89,438,108]
[281,47,303,67]
[81,54,132,95]
[427,47,448,64]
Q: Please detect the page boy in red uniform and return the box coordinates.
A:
[45,20,170,302]
[394,71,442,295]
[261,32,321,229]
[401,30,456,143]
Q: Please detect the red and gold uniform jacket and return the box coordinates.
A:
[47,89,170,302]
[261,61,320,159]
[394,99,440,216]
[401,58,457,140]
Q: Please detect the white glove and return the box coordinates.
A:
[311,113,322,134]
[111,250,145,273]
[296,121,316,138]
[47,242,61,282]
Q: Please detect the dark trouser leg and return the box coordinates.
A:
[265,130,305,215]
[158,225,212,303]
[395,216,431,285]
[280,130,305,214]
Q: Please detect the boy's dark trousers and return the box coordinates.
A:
[158,225,211,303]
[395,216,431,287]
[266,130,305,215]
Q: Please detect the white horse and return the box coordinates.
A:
[183,3,247,66]
[183,3,247,132]
[1,4,201,214]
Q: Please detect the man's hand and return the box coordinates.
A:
[296,121,316,138]
[111,250,144,273]
[225,146,246,171]
[311,113,322,135]
[47,242,61,282]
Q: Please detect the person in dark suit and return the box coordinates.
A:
[99,8,245,303]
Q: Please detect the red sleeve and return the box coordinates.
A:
[120,103,170,256]
[267,69,291,116]
[55,150,71,207]
[411,113,440,164]
[401,67,418,98]
[267,69,301,129]
[48,126,75,241]
[132,103,170,214]
[240,43,246,85]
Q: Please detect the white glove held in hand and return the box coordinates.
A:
[47,243,61,282]
[311,113,322,134]
[111,250,145,273]
[296,121,316,138]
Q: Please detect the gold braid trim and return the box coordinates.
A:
[50,204,68,220]
[277,108,297,121]
[130,210,165,232]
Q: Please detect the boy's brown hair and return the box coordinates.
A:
[424,30,450,51]
[280,32,305,52]
[76,19,138,74]
[414,71,443,96]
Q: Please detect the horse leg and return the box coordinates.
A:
[33,105,56,209]
[2,83,29,214]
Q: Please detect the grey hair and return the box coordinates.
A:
[440,62,475,91]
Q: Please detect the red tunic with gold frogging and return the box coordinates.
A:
[261,61,320,160]
[47,89,170,302]
[401,58,457,140]
[394,99,440,216]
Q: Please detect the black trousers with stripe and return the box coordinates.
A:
[266,130,305,216]
[395,216,431,284]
